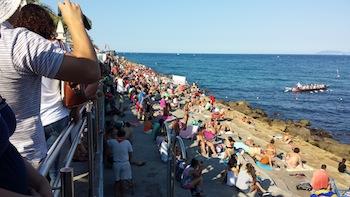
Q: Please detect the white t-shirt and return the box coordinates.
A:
[107,139,133,162]
[0,22,64,161]
[40,78,69,126]
[236,169,253,191]
[40,41,69,126]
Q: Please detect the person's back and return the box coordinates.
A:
[236,168,253,192]
[0,0,100,163]
[311,165,329,191]
[0,21,64,162]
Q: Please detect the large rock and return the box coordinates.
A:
[269,119,287,132]
[227,101,253,115]
[316,140,350,160]
[285,124,311,141]
[298,119,311,127]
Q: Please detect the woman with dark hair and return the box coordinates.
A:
[13,4,56,40]
[181,158,204,196]
[225,156,239,187]
[236,163,270,196]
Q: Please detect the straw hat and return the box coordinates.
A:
[0,0,22,24]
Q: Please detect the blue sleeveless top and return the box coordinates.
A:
[0,98,29,195]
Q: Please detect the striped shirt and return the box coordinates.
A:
[0,22,64,161]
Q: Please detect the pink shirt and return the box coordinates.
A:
[311,169,329,190]
[160,99,166,108]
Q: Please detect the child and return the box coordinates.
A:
[107,129,133,197]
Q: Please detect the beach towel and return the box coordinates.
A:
[310,189,337,197]
[179,125,199,139]
[256,161,273,171]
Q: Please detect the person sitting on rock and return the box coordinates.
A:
[264,139,277,167]
[311,164,330,191]
[222,137,235,161]
[285,147,303,169]
[338,158,347,173]
[225,156,240,187]
[283,132,293,144]
[236,163,270,196]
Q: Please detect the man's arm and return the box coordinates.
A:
[55,0,100,83]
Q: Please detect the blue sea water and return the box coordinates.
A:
[123,53,350,143]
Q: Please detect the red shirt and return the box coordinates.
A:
[311,169,329,190]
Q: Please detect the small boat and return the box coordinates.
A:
[291,82,328,93]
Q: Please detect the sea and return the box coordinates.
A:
[122,53,350,143]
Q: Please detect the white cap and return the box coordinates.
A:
[0,0,22,24]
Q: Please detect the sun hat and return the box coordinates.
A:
[0,0,22,24]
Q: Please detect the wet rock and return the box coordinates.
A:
[285,124,311,140]
[299,119,311,127]
[310,128,333,138]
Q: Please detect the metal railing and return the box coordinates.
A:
[38,86,105,197]
[163,120,187,197]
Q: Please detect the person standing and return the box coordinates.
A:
[107,129,133,197]
[0,0,100,166]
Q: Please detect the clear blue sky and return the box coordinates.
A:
[45,0,350,54]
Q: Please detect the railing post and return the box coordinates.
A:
[166,124,175,197]
[87,102,95,197]
[60,167,74,197]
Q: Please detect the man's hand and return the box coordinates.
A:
[58,0,84,28]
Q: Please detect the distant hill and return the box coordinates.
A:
[316,51,350,55]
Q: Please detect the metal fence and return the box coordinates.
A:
[163,120,187,197]
[38,86,105,197]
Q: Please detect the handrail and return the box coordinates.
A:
[37,84,105,197]
[38,122,76,176]
[52,118,87,197]
[164,119,187,197]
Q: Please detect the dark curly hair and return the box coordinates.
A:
[13,4,56,39]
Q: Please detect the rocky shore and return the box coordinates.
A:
[122,57,350,190]
[219,100,350,161]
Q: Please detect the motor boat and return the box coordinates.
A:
[290,82,328,92]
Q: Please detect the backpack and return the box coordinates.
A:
[296,182,312,191]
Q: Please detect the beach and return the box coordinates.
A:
[113,56,350,196]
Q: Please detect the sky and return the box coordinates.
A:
[44,0,350,54]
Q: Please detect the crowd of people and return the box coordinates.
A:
[103,52,349,196]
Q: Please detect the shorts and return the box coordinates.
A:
[113,161,132,181]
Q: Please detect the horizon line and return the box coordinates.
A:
[114,51,350,56]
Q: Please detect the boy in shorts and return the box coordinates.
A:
[108,129,133,197]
